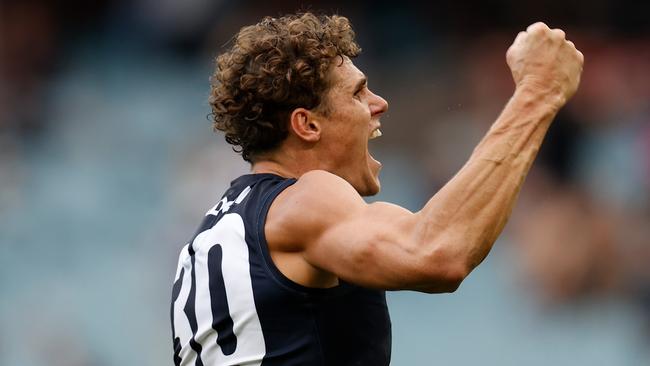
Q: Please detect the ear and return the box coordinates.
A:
[289,108,321,143]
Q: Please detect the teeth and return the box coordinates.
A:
[369,129,382,140]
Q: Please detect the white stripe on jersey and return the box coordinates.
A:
[172,213,265,366]
[173,247,197,364]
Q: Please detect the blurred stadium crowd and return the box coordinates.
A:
[1,0,648,365]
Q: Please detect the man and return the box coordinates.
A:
[171,12,583,366]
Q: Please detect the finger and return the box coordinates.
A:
[551,28,566,39]
[527,22,549,33]
[514,31,526,42]
[507,31,526,59]
[564,40,584,63]
[510,31,527,49]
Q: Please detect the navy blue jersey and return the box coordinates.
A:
[171,173,392,365]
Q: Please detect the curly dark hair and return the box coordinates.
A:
[209,13,361,162]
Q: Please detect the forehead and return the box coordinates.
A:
[328,57,365,88]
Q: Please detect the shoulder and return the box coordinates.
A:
[293,169,363,202]
[284,169,366,218]
[266,170,366,249]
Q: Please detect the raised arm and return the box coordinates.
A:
[266,22,583,293]
[415,22,583,277]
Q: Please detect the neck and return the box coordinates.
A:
[251,148,322,179]
[251,160,300,178]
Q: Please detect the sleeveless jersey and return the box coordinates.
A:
[170,173,392,365]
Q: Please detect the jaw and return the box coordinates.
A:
[360,149,382,196]
[316,127,383,196]
[326,147,381,197]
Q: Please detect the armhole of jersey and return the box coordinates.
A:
[255,178,351,297]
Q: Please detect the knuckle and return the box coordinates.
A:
[528,21,548,33]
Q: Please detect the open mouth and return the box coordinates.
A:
[369,128,382,140]
[367,127,383,169]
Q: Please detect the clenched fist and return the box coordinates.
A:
[506,22,584,106]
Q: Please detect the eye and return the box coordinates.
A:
[353,86,365,100]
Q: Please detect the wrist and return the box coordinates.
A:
[515,77,566,111]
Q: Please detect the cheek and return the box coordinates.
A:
[324,107,369,154]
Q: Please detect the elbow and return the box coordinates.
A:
[440,267,467,293]
[416,248,471,293]
[428,264,467,293]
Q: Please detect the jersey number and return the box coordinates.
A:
[171,214,265,365]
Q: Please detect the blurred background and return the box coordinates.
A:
[1,0,649,365]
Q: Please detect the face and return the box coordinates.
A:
[314,57,388,196]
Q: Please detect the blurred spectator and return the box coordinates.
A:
[0,0,59,139]
[511,175,623,306]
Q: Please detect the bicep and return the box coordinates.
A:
[274,170,461,292]
[304,201,429,290]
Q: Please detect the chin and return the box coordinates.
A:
[364,185,380,197]
[358,176,381,197]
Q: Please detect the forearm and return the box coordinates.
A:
[416,84,562,273]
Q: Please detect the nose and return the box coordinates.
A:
[369,90,388,117]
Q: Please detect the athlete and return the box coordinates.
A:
[171,13,583,366]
